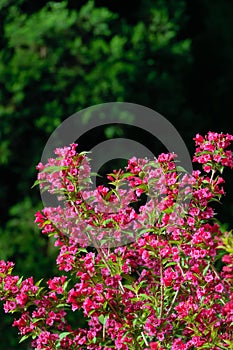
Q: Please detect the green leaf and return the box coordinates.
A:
[139,228,155,235]
[17,275,24,286]
[41,165,69,173]
[31,179,41,188]
[119,172,134,179]
[103,301,108,310]
[202,262,210,276]
[165,261,177,268]
[98,314,108,325]
[19,334,31,343]
[176,165,188,173]
[35,278,44,287]
[56,303,70,308]
[59,332,71,340]
[138,293,152,301]
[78,247,88,254]
[32,317,44,323]
[124,284,136,293]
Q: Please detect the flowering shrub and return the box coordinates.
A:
[0,131,233,349]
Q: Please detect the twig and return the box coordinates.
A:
[159,261,164,319]
[166,288,179,316]
[141,331,149,346]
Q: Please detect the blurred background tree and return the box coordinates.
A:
[0,0,232,348]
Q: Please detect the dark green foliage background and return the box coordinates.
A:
[0,0,232,348]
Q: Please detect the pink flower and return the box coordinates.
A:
[193,133,204,145]
[150,342,159,350]
[203,165,212,173]
[215,283,224,293]
[67,184,75,192]
[204,274,213,283]
[47,276,67,294]
[187,217,195,226]
[3,300,17,313]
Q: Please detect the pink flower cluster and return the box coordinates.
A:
[0,132,233,349]
[193,131,233,172]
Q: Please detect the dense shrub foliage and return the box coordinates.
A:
[0,132,233,349]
